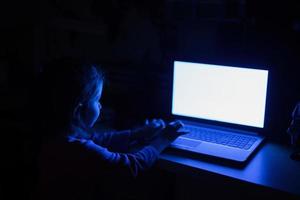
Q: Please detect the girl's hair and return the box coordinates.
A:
[37,58,104,138]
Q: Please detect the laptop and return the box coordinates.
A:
[170,61,269,163]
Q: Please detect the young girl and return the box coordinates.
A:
[34,58,186,200]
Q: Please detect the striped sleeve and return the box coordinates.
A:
[76,139,160,177]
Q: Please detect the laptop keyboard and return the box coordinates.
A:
[180,126,257,150]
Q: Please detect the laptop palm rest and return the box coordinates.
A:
[171,132,264,163]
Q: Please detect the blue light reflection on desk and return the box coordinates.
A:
[158,142,300,196]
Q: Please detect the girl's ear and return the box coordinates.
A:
[73,103,83,120]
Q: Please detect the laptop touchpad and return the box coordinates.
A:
[172,137,201,148]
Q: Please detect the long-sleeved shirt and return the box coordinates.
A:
[36,130,160,200]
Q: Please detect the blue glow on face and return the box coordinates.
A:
[172,61,268,128]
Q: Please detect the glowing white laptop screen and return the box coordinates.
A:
[172,61,268,128]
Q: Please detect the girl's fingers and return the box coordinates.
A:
[158,119,166,129]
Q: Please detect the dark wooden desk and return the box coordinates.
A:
[157,142,300,199]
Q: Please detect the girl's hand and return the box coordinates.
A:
[131,118,166,142]
[149,120,189,152]
[162,120,189,141]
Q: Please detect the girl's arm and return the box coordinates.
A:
[76,138,160,178]
[91,130,133,152]
[92,119,166,152]
[73,121,185,178]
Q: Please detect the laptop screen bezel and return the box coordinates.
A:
[170,60,270,134]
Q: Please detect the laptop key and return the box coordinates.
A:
[184,126,256,150]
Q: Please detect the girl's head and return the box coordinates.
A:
[40,58,104,136]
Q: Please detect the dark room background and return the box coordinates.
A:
[1,0,300,198]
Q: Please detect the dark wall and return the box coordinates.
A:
[38,1,300,141]
[2,0,300,140]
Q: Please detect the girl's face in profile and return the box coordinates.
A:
[82,81,103,128]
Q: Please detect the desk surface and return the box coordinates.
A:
[158,142,300,197]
